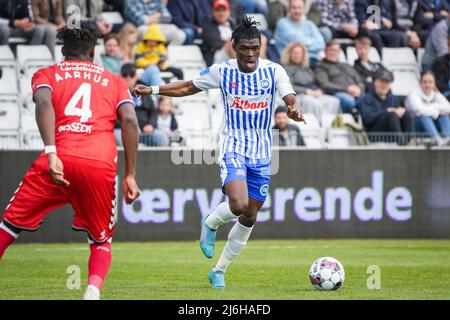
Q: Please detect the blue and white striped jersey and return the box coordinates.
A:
[193,58,295,160]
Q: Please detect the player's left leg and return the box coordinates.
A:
[84,238,113,300]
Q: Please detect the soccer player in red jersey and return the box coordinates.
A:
[0,22,141,300]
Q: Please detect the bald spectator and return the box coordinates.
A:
[274,0,325,65]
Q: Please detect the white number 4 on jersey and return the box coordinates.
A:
[65,83,93,123]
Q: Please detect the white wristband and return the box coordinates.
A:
[44,145,57,154]
[151,86,160,95]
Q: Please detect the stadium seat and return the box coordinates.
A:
[346,46,381,66]
[94,45,105,66]
[168,45,206,69]
[321,113,358,148]
[382,47,417,70]
[247,13,268,30]
[339,49,347,63]
[417,47,426,70]
[0,45,16,67]
[23,131,44,150]
[0,66,19,96]
[55,44,64,63]
[97,11,124,24]
[391,69,420,96]
[0,130,21,149]
[297,113,322,148]
[0,97,20,130]
[17,45,54,72]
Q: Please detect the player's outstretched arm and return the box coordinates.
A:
[34,88,70,187]
[283,94,306,124]
[132,80,202,98]
[118,103,141,204]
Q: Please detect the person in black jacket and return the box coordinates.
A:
[201,0,236,66]
[0,0,47,46]
[353,37,390,92]
[272,106,305,147]
[432,33,450,100]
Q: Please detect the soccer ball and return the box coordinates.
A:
[309,257,345,291]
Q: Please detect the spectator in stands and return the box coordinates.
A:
[0,0,53,53]
[123,0,186,45]
[272,106,305,146]
[353,37,390,92]
[274,0,325,65]
[281,42,340,121]
[167,0,212,44]
[117,23,138,63]
[142,96,179,147]
[432,33,450,100]
[101,33,122,74]
[358,69,415,144]
[390,0,424,49]
[315,41,365,114]
[134,24,166,86]
[406,70,450,145]
[201,0,236,67]
[422,16,449,70]
[315,0,359,40]
[419,0,449,37]
[64,0,116,35]
[238,0,269,16]
[355,0,408,55]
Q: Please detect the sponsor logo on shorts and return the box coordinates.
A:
[236,169,246,176]
[260,184,269,196]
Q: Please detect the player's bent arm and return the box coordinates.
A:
[133,80,202,97]
[118,102,140,177]
[34,87,56,146]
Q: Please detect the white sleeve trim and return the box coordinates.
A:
[116,99,135,110]
[36,84,53,92]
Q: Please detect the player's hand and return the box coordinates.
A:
[123,175,140,204]
[47,153,70,187]
[132,84,152,98]
[287,106,306,124]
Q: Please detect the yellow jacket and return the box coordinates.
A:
[134,24,169,70]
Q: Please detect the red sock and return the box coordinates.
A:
[88,242,112,290]
[0,227,16,260]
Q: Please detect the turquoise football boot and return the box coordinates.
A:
[199,216,217,258]
[208,270,225,289]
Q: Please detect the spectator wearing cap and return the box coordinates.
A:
[315,41,365,114]
[274,0,325,65]
[315,0,359,40]
[200,0,236,66]
[272,106,305,146]
[167,0,212,44]
[406,70,450,145]
[432,33,450,100]
[422,16,449,70]
[123,0,186,45]
[358,69,415,143]
[355,0,408,55]
[353,37,390,93]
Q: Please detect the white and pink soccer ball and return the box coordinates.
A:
[309,257,345,291]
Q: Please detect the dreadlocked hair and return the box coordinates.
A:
[231,15,261,45]
[57,21,99,57]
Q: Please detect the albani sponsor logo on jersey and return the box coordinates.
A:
[230,96,269,110]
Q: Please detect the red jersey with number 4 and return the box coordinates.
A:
[31,60,134,165]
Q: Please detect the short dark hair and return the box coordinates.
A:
[231,15,261,45]
[104,33,119,45]
[57,21,99,58]
[121,63,136,78]
[326,40,341,49]
[275,106,287,115]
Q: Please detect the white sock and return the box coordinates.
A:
[213,222,253,273]
[205,202,237,230]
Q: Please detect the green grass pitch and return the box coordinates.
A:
[1,239,450,300]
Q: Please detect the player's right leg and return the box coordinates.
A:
[200,155,248,258]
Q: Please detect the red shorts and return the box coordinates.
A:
[2,154,117,243]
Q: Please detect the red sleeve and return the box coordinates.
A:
[116,76,135,110]
[31,67,54,94]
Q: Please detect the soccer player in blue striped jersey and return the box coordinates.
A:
[133,15,305,289]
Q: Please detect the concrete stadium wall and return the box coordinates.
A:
[1,149,449,242]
